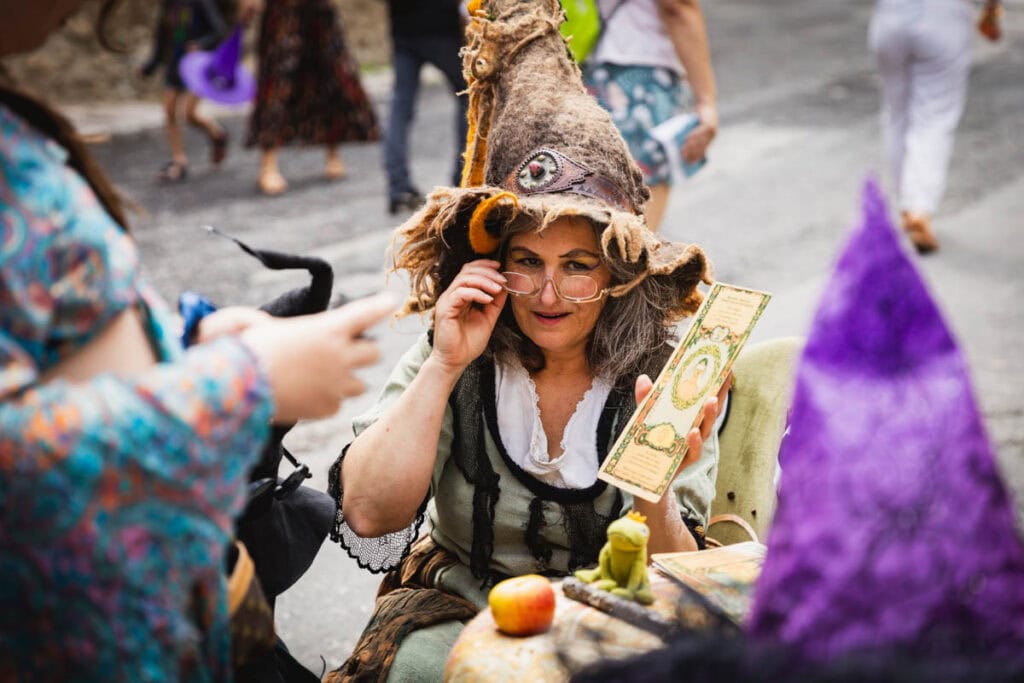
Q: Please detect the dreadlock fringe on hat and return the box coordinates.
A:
[389,0,712,322]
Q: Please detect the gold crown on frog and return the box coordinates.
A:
[627,510,648,525]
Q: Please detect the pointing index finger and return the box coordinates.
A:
[333,292,399,337]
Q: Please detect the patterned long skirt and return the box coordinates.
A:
[246,0,380,149]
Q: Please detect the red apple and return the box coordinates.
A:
[488,574,556,637]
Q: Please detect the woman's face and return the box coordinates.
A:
[0,0,85,57]
[504,216,612,362]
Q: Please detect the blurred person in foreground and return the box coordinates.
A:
[583,0,718,231]
[0,1,395,679]
[382,0,468,215]
[869,0,1002,254]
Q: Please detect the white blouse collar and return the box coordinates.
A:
[494,359,613,489]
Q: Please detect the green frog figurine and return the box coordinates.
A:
[574,509,654,605]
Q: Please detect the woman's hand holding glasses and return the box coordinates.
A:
[431,260,509,375]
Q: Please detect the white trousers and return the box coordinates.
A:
[869,0,973,215]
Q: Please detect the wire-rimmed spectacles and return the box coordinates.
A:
[501,271,609,303]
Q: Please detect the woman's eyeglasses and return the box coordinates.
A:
[501,271,608,303]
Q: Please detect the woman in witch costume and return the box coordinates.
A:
[326,1,725,680]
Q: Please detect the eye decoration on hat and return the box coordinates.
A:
[502,147,639,215]
[516,151,561,192]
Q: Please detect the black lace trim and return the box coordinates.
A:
[326,444,428,574]
[525,497,554,566]
[479,360,615,504]
[448,359,504,585]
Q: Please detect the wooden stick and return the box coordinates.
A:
[561,578,678,640]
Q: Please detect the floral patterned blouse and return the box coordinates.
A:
[0,104,273,680]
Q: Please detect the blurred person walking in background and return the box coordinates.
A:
[242,0,379,196]
[869,0,1003,254]
[382,0,468,215]
[140,0,230,182]
[583,0,718,231]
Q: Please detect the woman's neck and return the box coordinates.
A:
[535,345,590,379]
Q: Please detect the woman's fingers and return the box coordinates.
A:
[240,293,396,423]
[692,374,731,439]
[699,397,719,441]
[449,287,494,310]
[454,269,506,293]
[665,372,733,478]
[671,427,703,477]
[716,372,733,403]
[196,307,273,343]
[681,137,707,164]
[456,259,503,279]
[452,274,504,295]
[680,390,725,473]
[465,259,501,267]
[330,292,399,339]
[681,428,703,470]
[460,261,506,281]
[464,258,502,270]
[481,288,508,318]
[438,260,507,312]
[461,259,504,273]
[634,374,654,405]
[431,259,509,371]
[336,374,368,401]
[343,337,382,369]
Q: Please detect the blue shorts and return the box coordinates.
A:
[583,63,687,187]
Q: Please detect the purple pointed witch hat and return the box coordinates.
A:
[179,26,255,105]
[746,179,1024,665]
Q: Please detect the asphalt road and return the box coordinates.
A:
[84,1,1024,674]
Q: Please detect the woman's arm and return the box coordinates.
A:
[39,307,157,384]
[340,351,463,537]
[631,373,730,555]
[1,292,395,539]
[656,0,718,164]
[341,260,508,537]
[0,336,273,538]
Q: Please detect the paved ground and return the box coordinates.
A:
[80,1,1024,674]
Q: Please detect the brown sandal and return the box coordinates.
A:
[210,131,229,166]
[159,160,188,183]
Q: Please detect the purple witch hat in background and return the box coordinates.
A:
[746,179,1024,664]
[179,26,255,105]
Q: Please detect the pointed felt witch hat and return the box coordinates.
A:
[391,0,708,320]
[179,26,256,106]
[746,179,1024,665]
[207,228,337,599]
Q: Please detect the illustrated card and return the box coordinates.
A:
[598,283,771,502]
